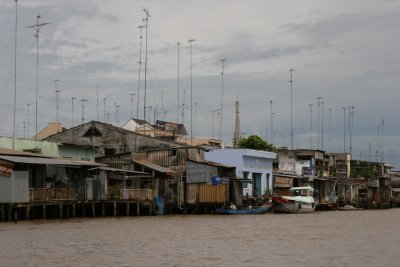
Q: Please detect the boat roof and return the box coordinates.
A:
[289,186,313,191]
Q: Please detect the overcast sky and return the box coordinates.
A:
[1,0,400,166]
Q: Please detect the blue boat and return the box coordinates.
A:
[215,204,272,214]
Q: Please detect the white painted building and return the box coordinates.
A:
[205,148,276,197]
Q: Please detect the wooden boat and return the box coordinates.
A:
[272,186,316,213]
[215,204,272,214]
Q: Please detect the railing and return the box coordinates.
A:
[119,189,153,201]
[29,188,76,202]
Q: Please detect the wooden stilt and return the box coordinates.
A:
[7,205,12,221]
[136,203,140,216]
[26,206,30,220]
[82,203,86,217]
[43,205,46,220]
[92,202,96,217]
[59,204,63,219]
[1,204,5,222]
[126,202,130,216]
[72,202,76,218]
[113,202,117,217]
[101,203,105,217]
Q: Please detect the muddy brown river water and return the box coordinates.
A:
[0,209,399,267]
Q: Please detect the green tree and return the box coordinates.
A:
[238,135,276,152]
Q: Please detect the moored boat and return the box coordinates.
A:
[215,204,272,214]
[272,186,316,213]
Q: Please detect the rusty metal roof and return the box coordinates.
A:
[132,159,175,174]
[0,155,81,166]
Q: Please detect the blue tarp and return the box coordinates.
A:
[211,176,230,185]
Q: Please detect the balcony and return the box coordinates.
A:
[29,188,75,202]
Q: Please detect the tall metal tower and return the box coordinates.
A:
[233,97,241,148]
[81,99,88,123]
[12,0,18,148]
[289,69,295,150]
[71,97,76,127]
[143,9,150,122]
[177,42,181,123]
[54,79,60,132]
[27,15,49,140]
[219,58,226,142]
[317,97,322,149]
[188,38,195,145]
[136,25,144,120]
[308,103,313,149]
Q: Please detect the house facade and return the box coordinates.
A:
[205,148,276,197]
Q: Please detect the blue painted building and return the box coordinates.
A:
[205,148,276,197]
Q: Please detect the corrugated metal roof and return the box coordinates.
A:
[0,147,48,157]
[0,155,81,166]
[132,159,175,174]
[88,166,149,175]
[188,159,236,169]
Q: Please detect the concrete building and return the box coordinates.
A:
[205,148,276,197]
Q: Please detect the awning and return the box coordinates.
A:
[132,159,175,175]
[0,155,81,166]
[88,166,149,175]
[391,188,400,192]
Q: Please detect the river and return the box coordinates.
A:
[0,209,399,267]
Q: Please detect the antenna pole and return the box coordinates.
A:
[71,97,76,127]
[136,25,144,120]
[177,42,181,123]
[54,79,60,132]
[81,99,88,123]
[12,0,18,148]
[219,58,226,142]
[27,15,49,140]
[188,38,195,145]
[143,9,150,122]
[289,69,295,150]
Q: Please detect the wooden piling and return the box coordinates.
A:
[92,202,96,218]
[26,205,30,220]
[43,205,46,220]
[1,204,5,222]
[101,203,105,217]
[136,203,140,216]
[126,202,130,216]
[59,204,63,219]
[113,202,117,217]
[72,202,76,218]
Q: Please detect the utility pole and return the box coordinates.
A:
[136,25,144,120]
[308,103,313,149]
[270,100,273,145]
[143,9,150,122]
[188,38,195,145]
[12,0,18,149]
[96,86,99,121]
[177,42,181,123]
[321,100,324,150]
[329,107,332,152]
[289,68,295,150]
[103,98,107,122]
[81,99,88,123]
[211,109,220,139]
[27,104,31,138]
[54,79,61,132]
[348,105,353,156]
[342,107,346,153]
[194,102,198,138]
[71,97,76,127]
[219,58,226,142]
[129,93,136,118]
[27,15,49,140]
[317,97,322,149]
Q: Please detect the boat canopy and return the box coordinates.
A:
[289,186,313,192]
